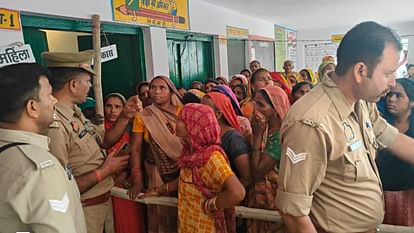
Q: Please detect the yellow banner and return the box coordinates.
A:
[331,34,344,43]
[112,0,190,30]
[274,25,287,71]
[0,8,21,31]
[226,26,249,39]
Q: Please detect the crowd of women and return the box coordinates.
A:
[80,56,414,233]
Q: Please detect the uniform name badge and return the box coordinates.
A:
[349,140,363,152]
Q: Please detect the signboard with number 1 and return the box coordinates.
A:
[0,8,21,31]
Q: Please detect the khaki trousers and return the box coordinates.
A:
[83,199,113,233]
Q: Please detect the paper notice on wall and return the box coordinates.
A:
[304,43,338,71]
[287,29,297,66]
[101,44,118,63]
[0,44,35,67]
[250,47,256,61]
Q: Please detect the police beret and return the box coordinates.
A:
[42,50,95,75]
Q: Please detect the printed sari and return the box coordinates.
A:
[178,103,236,233]
[132,76,184,233]
[247,86,290,233]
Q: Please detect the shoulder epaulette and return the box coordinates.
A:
[300,119,320,128]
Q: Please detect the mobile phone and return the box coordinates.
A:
[113,142,130,157]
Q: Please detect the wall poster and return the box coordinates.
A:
[112,0,190,30]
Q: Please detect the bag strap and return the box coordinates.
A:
[0,142,28,153]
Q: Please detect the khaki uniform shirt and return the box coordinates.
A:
[276,75,398,232]
[0,128,87,233]
[42,102,113,200]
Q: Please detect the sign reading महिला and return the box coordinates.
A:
[0,44,36,67]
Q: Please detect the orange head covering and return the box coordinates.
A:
[270,72,292,96]
[206,92,241,132]
[260,86,290,120]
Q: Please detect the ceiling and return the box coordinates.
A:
[200,0,414,30]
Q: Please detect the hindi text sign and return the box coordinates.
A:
[112,0,190,30]
[226,26,249,39]
[100,45,118,63]
[0,44,36,67]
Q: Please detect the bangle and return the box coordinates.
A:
[204,199,210,214]
[210,197,219,211]
[94,170,102,182]
[204,197,219,214]
[131,168,142,179]
[131,167,142,173]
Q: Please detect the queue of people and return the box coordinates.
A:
[1,21,414,233]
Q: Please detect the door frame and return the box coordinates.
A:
[20,12,146,79]
[166,30,215,87]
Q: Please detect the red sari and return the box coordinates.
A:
[105,119,145,233]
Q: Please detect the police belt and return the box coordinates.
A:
[81,191,111,207]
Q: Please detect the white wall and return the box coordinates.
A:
[189,0,274,38]
[1,0,276,79]
[3,0,414,78]
[296,21,414,70]
[143,27,170,79]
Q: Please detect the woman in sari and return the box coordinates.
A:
[177,103,245,233]
[286,72,303,88]
[248,86,290,233]
[202,92,251,188]
[136,81,152,108]
[104,93,145,233]
[269,72,291,97]
[229,74,250,103]
[376,78,414,226]
[291,81,313,104]
[182,88,206,104]
[212,85,252,140]
[229,74,248,89]
[232,84,248,104]
[216,76,228,86]
[203,91,252,233]
[317,61,336,82]
[129,75,183,233]
[240,69,252,81]
[241,68,273,119]
[299,68,318,85]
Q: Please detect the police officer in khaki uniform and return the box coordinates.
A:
[41,50,140,233]
[0,63,87,233]
[276,22,414,233]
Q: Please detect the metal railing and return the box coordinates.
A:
[111,187,414,233]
